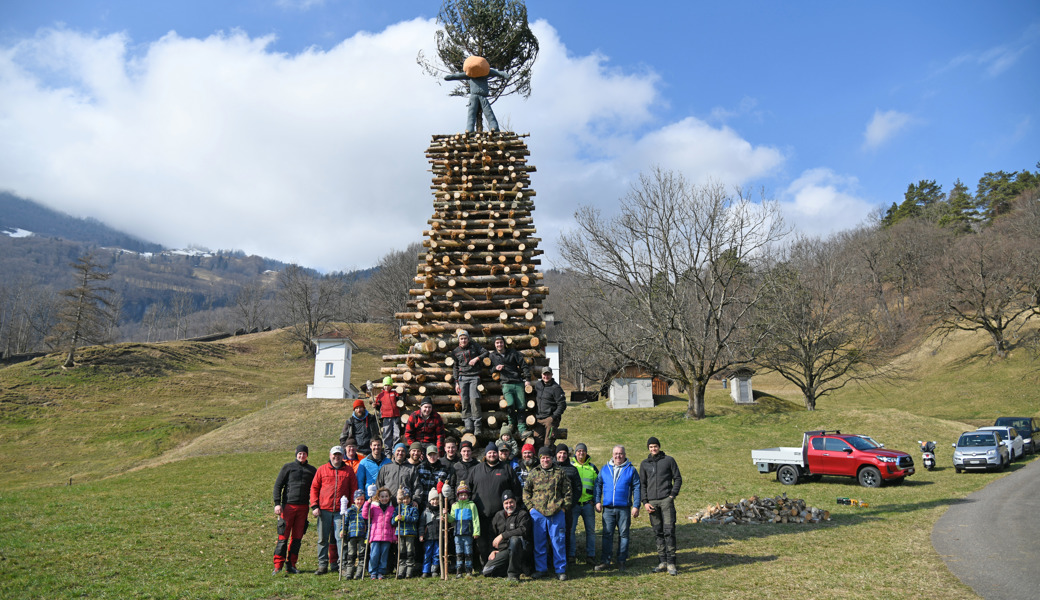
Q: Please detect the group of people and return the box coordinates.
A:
[272,432,683,581]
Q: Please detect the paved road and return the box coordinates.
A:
[932,456,1040,600]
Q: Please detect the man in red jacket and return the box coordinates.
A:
[310,446,358,575]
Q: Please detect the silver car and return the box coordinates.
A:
[952,431,1009,472]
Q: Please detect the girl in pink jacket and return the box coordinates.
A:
[362,487,396,579]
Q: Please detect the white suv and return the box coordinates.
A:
[975,426,1024,461]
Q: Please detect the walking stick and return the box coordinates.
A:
[440,492,448,580]
[360,515,370,581]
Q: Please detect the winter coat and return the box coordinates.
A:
[404,410,445,453]
[377,459,419,500]
[340,410,380,449]
[595,459,640,508]
[639,451,683,502]
[451,458,480,488]
[356,454,390,498]
[491,507,531,550]
[420,505,442,541]
[449,499,480,537]
[310,460,358,512]
[342,504,368,539]
[394,503,420,536]
[451,342,488,380]
[556,459,582,510]
[522,463,571,517]
[363,500,397,543]
[417,459,452,507]
[489,348,529,384]
[470,460,520,519]
[273,459,316,506]
[372,390,401,419]
[533,378,566,421]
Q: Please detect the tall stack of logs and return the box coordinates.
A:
[381,131,548,438]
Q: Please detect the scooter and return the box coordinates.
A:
[918,440,936,470]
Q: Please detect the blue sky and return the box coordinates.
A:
[1,1,1038,271]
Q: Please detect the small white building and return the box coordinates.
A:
[728,368,755,404]
[607,364,660,409]
[306,331,360,399]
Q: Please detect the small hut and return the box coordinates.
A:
[727,367,755,404]
[607,364,668,409]
[307,331,360,399]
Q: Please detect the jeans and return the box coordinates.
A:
[570,502,596,560]
[368,541,390,576]
[648,496,677,564]
[466,93,500,132]
[455,534,474,572]
[315,509,343,568]
[600,506,631,565]
[530,508,566,574]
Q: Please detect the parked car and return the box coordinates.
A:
[952,431,1009,472]
[752,430,914,488]
[976,426,1025,461]
[993,417,1037,454]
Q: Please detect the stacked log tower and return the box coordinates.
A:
[381,131,548,439]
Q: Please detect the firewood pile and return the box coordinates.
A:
[381,131,548,433]
[689,494,831,525]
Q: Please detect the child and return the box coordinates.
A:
[420,488,442,578]
[498,424,520,458]
[393,486,420,578]
[363,487,396,579]
[448,480,480,578]
[340,489,368,580]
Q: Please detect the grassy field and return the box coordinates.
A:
[0,323,1037,599]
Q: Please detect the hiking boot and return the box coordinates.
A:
[272,565,284,576]
[667,564,678,576]
[353,569,363,580]
[314,566,328,575]
[557,573,567,581]
[422,572,431,578]
[651,562,667,573]
[594,563,610,572]
[286,564,299,574]
[507,574,519,583]
[343,567,353,579]
[531,571,546,580]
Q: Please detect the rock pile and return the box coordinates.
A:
[689,494,831,525]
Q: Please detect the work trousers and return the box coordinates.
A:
[530,508,566,574]
[647,496,677,564]
[501,382,527,432]
[482,536,528,577]
[272,503,307,569]
[458,376,482,431]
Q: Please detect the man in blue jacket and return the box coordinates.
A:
[593,445,640,572]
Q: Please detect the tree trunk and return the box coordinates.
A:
[686,380,706,420]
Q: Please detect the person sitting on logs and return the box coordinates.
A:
[532,367,566,449]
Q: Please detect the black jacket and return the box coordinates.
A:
[274,459,317,506]
[470,460,520,518]
[452,458,480,488]
[451,342,489,380]
[533,378,566,420]
[340,410,380,449]
[489,348,530,384]
[556,459,581,509]
[639,451,682,502]
[491,507,532,549]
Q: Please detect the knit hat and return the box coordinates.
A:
[343,438,358,448]
[502,489,516,502]
[367,484,377,498]
[486,442,499,454]
[382,376,393,386]
[420,397,433,407]
[393,443,407,453]
[456,481,470,495]
[295,444,309,454]
[354,489,365,500]
[409,442,424,453]
[522,443,535,454]
[575,443,588,452]
[426,444,439,455]
[428,488,440,503]
[555,444,569,455]
[457,329,469,338]
[647,436,661,447]
[399,486,411,499]
[353,399,365,410]
[538,446,553,457]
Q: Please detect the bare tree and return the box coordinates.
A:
[559,168,788,419]
[364,242,423,330]
[276,264,345,357]
[47,253,117,367]
[233,279,272,333]
[930,227,1035,358]
[542,269,619,390]
[754,236,887,410]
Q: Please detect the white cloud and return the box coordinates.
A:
[780,168,874,237]
[0,18,789,272]
[862,109,913,151]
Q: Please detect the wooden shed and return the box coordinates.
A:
[608,364,670,409]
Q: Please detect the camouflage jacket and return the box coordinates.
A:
[522,463,571,517]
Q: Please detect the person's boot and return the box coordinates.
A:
[667,563,678,576]
[651,562,667,573]
[314,565,328,575]
[286,563,299,575]
[272,563,285,576]
[343,565,353,579]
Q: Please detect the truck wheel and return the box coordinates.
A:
[777,465,799,485]
[857,466,882,488]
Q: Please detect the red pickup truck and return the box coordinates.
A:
[751,430,915,488]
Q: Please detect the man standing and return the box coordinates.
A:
[482,490,531,581]
[532,367,566,448]
[570,442,599,565]
[554,444,581,564]
[640,437,682,576]
[378,443,420,505]
[372,376,402,450]
[356,438,390,498]
[488,335,530,435]
[594,445,640,572]
[523,446,572,580]
[404,398,445,456]
[470,442,520,565]
[417,444,452,511]
[272,444,316,575]
[451,330,489,435]
[340,399,380,451]
[440,436,461,471]
[517,443,537,491]
[309,446,358,575]
[451,440,479,488]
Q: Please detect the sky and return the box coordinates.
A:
[1,1,1038,272]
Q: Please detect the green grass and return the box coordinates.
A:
[1,322,1037,598]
